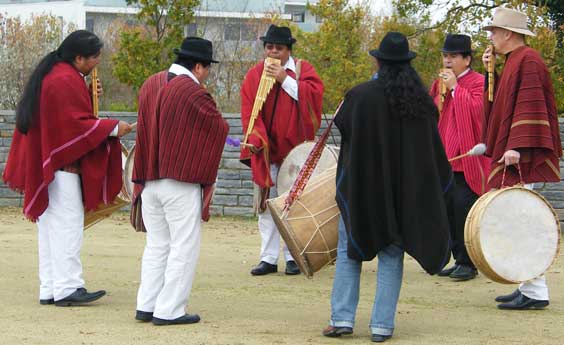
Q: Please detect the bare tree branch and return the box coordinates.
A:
[408,1,503,38]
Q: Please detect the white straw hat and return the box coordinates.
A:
[483,7,536,37]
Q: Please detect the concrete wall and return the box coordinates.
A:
[2,110,564,219]
[0,110,340,216]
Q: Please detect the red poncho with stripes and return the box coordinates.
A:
[430,70,490,195]
[482,46,561,188]
[131,71,229,220]
[239,59,324,187]
[2,62,122,221]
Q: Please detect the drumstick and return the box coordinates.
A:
[448,143,486,162]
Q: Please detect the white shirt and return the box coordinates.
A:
[281,56,298,101]
[451,68,471,97]
[169,63,200,84]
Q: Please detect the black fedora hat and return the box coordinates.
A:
[260,24,297,45]
[441,34,473,53]
[173,36,218,63]
[369,32,416,63]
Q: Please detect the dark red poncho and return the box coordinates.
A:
[132,71,229,222]
[3,62,121,221]
[482,46,561,188]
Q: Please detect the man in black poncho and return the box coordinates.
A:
[321,32,453,343]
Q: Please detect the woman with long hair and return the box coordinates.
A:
[4,30,132,307]
[321,32,453,343]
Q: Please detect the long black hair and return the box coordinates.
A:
[16,30,103,134]
[377,60,438,120]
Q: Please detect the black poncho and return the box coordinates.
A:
[335,79,453,274]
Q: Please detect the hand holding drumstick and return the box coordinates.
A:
[448,143,486,162]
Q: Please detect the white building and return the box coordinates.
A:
[0,0,321,35]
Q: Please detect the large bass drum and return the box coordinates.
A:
[465,186,560,284]
[268,166,340,278]
[83,144,132,229]
[276,141,339,195]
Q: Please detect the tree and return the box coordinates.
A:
[0,15,75,110]
[392,0,564,112]
[535,0,564,46]
[289,0,374,113]
[193,0,267,112]
[112,0,201,91]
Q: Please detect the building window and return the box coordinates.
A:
[292,12,305,23]
[224,23,240,41]
[186,23,197,36]
[316,15,323,23]
[86,18,94,32]
[241,23,257,41]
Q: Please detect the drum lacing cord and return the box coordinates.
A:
[286,201,339,256]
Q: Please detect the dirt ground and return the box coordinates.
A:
[0,207,563,345]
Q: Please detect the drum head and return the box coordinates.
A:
[478,188,559,282]
[276,141,339,195]
[124,145,135,199]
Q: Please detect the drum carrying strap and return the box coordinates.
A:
[282,100,344,214]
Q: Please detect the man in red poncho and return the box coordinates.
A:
[3,30,132,306]
[131,37,228,325]
[430,34,490,281]
[240,25,324,276]
[481,7,561,310]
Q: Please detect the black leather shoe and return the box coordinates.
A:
[285,260,300,275]
[152,314,201,326]
[449,265,477,281]
[40,298,54,305]
[371,334,392,343]
[54,288,106,306]
[438,265,458,277]
[322,325,353,337]
[250,261,277,276]
[135,310,153,322]
[495,289,521,303]
[497,294,549,310]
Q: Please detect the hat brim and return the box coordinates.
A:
[369,49,417,62]
[259,36,297,45]
[483,25,536,37]
[173,48,219,63]
[441,48,475,54]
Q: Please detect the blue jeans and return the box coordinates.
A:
[329,216,404,336]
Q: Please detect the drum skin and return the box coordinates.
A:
[465,186,560,284]
[268,166,339,278]
[276,141,339,195]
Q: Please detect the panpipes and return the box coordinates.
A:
[242,57,281,146]
[438,68,449,113]
[487,45,496,102]
[91,67,99,117]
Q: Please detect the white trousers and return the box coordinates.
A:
[37,171,85,301]
[520,275,549,300]
[136,179,202,320]
[258,164,293,265]
[518,184,549,301]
